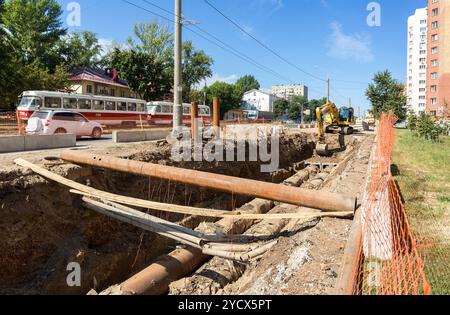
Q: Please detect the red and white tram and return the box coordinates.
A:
[147,101,211,126]
[17,91,148,127]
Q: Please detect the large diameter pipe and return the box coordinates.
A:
[121,247,207,295]
[60,151,357,212]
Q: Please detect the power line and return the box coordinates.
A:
[202,0,327,83]
[122,0,296,84]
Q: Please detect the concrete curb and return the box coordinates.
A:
[113,130,170,143]
[0,134,76,153]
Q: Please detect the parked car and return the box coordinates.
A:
[26,110,103,139]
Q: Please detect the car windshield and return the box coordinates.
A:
[31,111,50,119]
[19,97,41,108]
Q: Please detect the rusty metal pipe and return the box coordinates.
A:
[60,151,357,212]
[190,102,199,142]
[213,97,220,136]
[120,247,206,295]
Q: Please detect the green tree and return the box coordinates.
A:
[108,48,172,101]
[273,98,289,118]
[0,62,69,109]
[288,95,308,121]
[182,41,213,102]
[307,97,327,121]
[366,70,407,120]
[58,31,103,69]
[108,22,214,102]
[2,0,66,70]
[235,75,260,94]
[205,82,242,118]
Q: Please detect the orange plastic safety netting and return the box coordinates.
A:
[352,111,431,295]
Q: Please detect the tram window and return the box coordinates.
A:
[44,97,62,109]
[78,99,91,110]
[93,100,104,110]
[161,105,172,113]
[117,102,127,111]
[105,101,116,111]
[63,98,77,109]
[128,103,137,112]
[183,107,191,114]
[199,108,209,115]
[137,103,145,112]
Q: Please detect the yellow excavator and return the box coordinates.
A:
[315,101,355,156]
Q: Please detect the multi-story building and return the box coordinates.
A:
[407,8,428,115]
[242,89,279,112]
[427,0,450,117]
[271,84,308,101]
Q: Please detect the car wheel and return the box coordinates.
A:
[54,128,67,134]
[91,127,102,139]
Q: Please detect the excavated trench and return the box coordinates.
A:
[0,132,331,295]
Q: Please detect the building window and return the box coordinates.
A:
[432,21,438,29]
[431,59,438,67]
[431,98,437,105]
[431,85,437,93]
[432,8,438,16]
[431,34,438,41]
[431,72,437,80]
[86,85,93,94]
[431,47,438,54]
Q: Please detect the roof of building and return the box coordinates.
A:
[243,89,277,97]
[69,67,129,88]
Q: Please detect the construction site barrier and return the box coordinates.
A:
[339,111,431,295]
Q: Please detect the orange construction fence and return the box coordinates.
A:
[347,111,430,295]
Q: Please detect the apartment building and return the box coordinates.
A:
[427,0,450,117]
[407,8,428,115]
[271,84,308,101]
[242,89,279,112]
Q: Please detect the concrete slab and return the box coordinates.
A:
[24,134,76,151]
[113,130,170,143]
[0,136,25,153]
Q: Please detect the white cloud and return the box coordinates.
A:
[326,22,374,63]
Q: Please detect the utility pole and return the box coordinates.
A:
[327,78,330,103]
[173,0,183,134]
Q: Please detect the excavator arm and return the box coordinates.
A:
[315,102,340,156]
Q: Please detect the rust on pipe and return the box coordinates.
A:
[191,102,199,142]
[121,247,206,295]
[60,151,357,212]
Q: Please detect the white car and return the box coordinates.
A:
[26,110,103,139]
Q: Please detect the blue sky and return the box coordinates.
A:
[58,0,427,114]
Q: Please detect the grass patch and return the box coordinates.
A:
[392,129,450,294]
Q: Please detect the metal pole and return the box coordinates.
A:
[327,78,330,103]
[173,0,183,134]
[190,102,199,142]
[213,96,220,136]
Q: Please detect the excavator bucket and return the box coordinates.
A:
[316,143,331,157]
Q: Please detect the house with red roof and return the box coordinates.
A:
[69,67,138,99]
